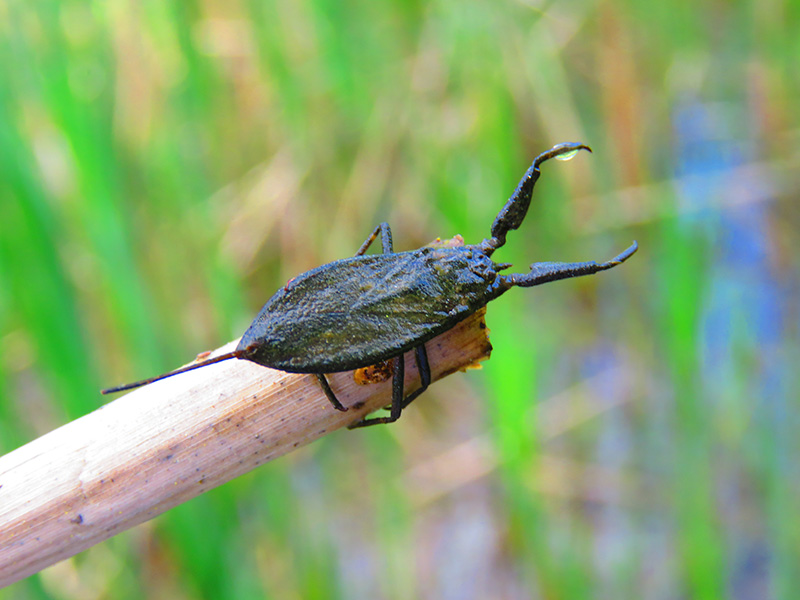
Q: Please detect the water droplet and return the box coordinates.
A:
[555,148,581,161]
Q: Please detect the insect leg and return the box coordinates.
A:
[400,343,431,411]
[347,354,405,428]
[479,143,591,257]
[502,241,638,288]
[355,222,394,256]
[348,344,431,429]
[315,373,348,412]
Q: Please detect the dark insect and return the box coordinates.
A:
[102,142,637,428]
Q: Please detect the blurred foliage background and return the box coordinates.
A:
[1,0,799,598]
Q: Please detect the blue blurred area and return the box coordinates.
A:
[674,98,794,599]
[674,99,788,415]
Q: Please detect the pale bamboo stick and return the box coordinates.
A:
[0,309,491,587]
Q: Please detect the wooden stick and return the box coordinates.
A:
[0,309,491,587]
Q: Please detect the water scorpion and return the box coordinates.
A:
[103,142,637,428]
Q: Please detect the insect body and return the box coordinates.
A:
[103,142,638,428]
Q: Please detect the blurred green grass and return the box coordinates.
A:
[1,0,799,598]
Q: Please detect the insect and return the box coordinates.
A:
[102,142,637,428]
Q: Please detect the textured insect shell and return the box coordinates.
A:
[237,246,505,373]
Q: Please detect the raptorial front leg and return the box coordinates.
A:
[504,241,638,288]
[480,143,592,257]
